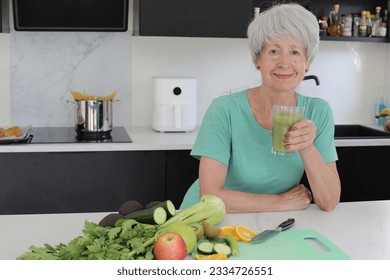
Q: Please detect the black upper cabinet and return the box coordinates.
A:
[0,2,2,33]
[139,0,390,42]
[139,0,253,38]
[12,0,129,32]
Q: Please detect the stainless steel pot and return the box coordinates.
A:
[73,100,113,134]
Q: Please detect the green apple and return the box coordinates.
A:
[165,222,197,253]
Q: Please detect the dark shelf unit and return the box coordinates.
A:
[138,0,390,43]
[320,36,390,43]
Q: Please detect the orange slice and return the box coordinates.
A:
[218,226,240,240]
[194,253,228,260]
[234,224,258,243]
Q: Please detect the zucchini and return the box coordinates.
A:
[197,241,214,255]
[152,200,176,218]
[124,206,167,225]
[213,243,231,256]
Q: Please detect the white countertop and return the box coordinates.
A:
[1,200,389,260]
[0,126,199,153]
[1,125,390,153]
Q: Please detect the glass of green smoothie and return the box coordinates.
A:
[271,105,305,155]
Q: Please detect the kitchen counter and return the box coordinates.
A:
[0,126,199,153]
[0,125,390,153]
[1,200,389,260]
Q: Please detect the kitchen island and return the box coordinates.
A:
[0,200,389,260]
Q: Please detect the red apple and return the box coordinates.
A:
[153,232,187,260]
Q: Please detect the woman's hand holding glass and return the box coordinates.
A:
[283,119,317,152]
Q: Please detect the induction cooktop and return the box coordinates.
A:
[29,127,132,144]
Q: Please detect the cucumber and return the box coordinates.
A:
[152,200,176,218]
[213,243,231,256]
[197,241,214,255]
[197,240,232,256]
[124,206,167,225]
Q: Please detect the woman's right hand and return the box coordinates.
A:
[279,184,312,210]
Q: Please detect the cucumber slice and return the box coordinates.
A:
[197,242,214,255]
[213,243,232,256]
[151,207,168,225]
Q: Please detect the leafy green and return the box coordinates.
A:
[17,195,227,260]
[17,219,158,260]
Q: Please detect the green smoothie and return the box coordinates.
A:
[272,111,304,154]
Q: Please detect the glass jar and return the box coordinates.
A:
[341,14,353,36]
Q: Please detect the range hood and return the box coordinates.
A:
[12,0,129,32]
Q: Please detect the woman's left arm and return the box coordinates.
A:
[285,120,341,211]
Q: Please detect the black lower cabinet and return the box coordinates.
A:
[301,146,390,202]
[166,150,199,208]
[349,146,390,201]
[0,151,166,214]
[2,146,388,215]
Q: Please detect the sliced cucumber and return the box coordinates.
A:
[154,200,176,218]
[213,243,232,256]
[125,206,167,225]
[197,242,215,255]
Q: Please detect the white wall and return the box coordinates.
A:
[4,33,390,127]
[0,33,10,125]
[132,36,390,127]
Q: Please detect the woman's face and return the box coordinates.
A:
[256,36,308,93]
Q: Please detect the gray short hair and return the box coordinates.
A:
[247,3,319,66]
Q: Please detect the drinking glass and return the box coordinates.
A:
[272,105,305,155]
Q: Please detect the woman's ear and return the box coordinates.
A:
[305,64,310,73]
[255,55,261,71]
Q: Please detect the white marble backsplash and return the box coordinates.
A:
[10,31,132,127]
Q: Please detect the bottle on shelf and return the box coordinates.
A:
[372,6,381,37]
[328,4,342,36]
[253,7,260,20]
[383,9,389,37]
[358,11,368,37]
[352,14,360,37]
[341,14,352,36]
[319,15,329,36]
[366,11,372,36]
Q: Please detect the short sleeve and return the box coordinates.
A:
[190,98,232,166]
[310,99,338,163]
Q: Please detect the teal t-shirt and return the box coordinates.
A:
[180,90,337,209]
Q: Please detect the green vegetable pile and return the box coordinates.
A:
[17,219,158,260]
[17,194,226,260]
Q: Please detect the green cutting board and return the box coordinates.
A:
[230,229,349,260]
[193,229,349,260]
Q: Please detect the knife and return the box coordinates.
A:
[250,218,295,243]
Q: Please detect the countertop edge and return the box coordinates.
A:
[1,125,390,153]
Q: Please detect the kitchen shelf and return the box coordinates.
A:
[320,36,390,43]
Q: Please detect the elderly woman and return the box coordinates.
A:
[180,3,341,212]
